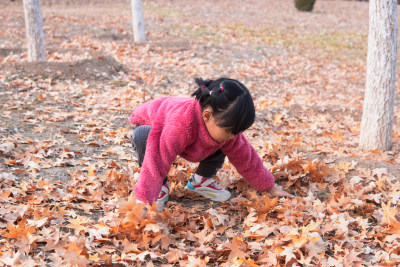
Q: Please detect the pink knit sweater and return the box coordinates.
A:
[129,96,275,203]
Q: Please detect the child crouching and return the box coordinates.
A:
[130,77,293,210]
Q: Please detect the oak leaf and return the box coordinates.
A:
[26,217,48,228]
[372,168,388,179]
[207,208,229,226]
[381,201,397,225]
[66,216,90,235]
[386,218,400,234]
[224,236,248,261]
[0,190,11,202]
[165,248,181,263]
[279,246,297,264]
[88,222,110,241]
[337,162,352,173]
[259,195,278,213]
[3,220,35,239]
[342,249,362,265]
[3,220,37,253]
[233,257,259,267]
[64,241,90,267]
[290,233,307,248]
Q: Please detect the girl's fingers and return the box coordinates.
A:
[278,190,293,198]
[283,191,295,198]
[270,186,295,198]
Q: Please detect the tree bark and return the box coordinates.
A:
[131,0,146,42]
[359,0,397,151]
[23,0,46,61]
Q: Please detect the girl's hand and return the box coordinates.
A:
[268,185,294,199]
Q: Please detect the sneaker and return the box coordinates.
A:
[155,182,169,211]
[186,174,231,202]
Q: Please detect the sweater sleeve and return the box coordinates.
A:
[221,134,275,191]
[129,98,166,126]
[134,123,189,204]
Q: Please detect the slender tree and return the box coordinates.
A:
[359,0,398,151]
[131,0,146,42]
[23,0,46,61]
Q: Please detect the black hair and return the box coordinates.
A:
[192,77,255,135]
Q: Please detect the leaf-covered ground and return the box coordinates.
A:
[1,0,400,266]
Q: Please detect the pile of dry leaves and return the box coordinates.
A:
[1,0,399,266]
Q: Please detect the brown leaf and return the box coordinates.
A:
[224,236,248,261]
[66,216,90,235]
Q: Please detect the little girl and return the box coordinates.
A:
[130,77,293,210]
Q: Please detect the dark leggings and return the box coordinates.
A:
[131,125,226,181]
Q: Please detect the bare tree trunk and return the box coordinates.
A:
[359,0,397,151]
[23,0,46,61]
[131,0,146,42]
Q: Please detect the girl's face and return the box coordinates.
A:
[202,108,235,143]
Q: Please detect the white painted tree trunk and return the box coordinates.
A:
[131,0,146,42]
[359,0,397,151]
[23,0,46,61]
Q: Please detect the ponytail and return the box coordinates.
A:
[192,78,214,99]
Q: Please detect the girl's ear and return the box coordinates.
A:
[202,109,213,122]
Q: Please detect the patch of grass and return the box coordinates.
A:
[112,80,128,87]
[300,31,367,56]
[230,23,313,50]
[185,26,214,38]
[144,4,183,18]
[229,23,293,47]
[229,23,368,61]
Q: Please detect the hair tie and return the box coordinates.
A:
[220,87,224,91]
[209,91,213,95]
[200,86,205,90]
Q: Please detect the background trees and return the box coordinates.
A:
[131,0,146,42]
[359,0,398,151]
[23,0,46,61]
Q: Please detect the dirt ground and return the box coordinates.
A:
[0,0,400,265]
[1,0,398,177]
